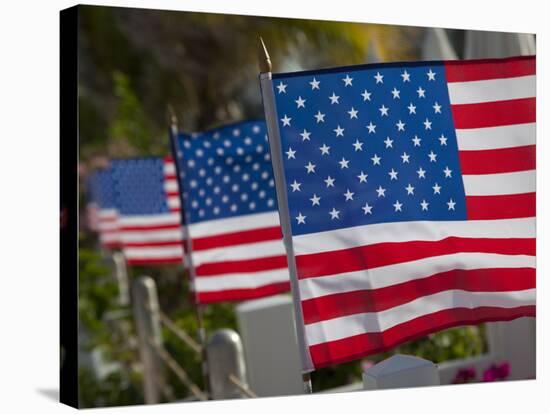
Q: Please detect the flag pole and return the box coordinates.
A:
[258,37,314,393]
[168,110,211,398]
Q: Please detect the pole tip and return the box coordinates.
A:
[167,105,178,131]
[258,36,272,73]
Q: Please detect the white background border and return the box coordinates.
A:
[0,0,545,413]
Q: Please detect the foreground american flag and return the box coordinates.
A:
[171,120,290,303]
[110,157,184,265]
[87,169,120,248]
[265,56,536,370]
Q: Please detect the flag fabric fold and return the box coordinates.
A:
[171,120,290,303]
[263,55,536,370]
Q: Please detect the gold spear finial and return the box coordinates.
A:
[258,36,272,73]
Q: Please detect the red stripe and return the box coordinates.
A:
[459,145,536,174]
[466,193,535,220]
[123,240,184,248]
[302,268,535,324]
[120,223,181,231]
[445,56,535,82]
[197,281,291,304]
[192,226,282,251]
[309,305,535,369]
[126,256,183,266]
[164,174,177,180]
[451,98,535,129]
[296,237,535,279]
[101,241,121,249]
[165,191,180,197]
[164,156,174,163]
[196,254,287,277]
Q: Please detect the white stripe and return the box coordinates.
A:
[189,211,280,238]
[462,170,535,196]
[98,208,118,219]
[120,229,183,243]
[305,289,535,345]
[164,162,176,175]
[98,221,119,231]
[456,123,535,151]
[119,213,181,226]
[167,196,180,209]
[124,246,183,259]
[164,180,179,193]
[195,269,289,292]
[193,239,285,266]
[292,217,535,256]
[100,233,120,243]
[448,75,535,105]
[299,253,535,300]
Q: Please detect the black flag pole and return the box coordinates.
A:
[168,108,211,398]
[258,37,314,394]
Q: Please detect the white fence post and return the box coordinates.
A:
[132,276,164,404]
[206,329,248,399]
[363,355,440,390]
[112,252,130,306]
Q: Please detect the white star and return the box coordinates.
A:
[433,102,442,113]
[424,118,432,130]
[286,147,296,159]
[342,74,353,86]
[296,212,306,224]
[371,154,381,165]
[391,87,401,99]
[407,103,417,114]
[384,137,394,148]
[428,151,437,162]
[310,194,321,206]
[393,200,403,212]
[362,203,373,215]
[374,72,384,84]
[376,185,386,197]
[432,183,442,194]
[352,139,364,151]
[427,69,437,81]
[305,162,316,174]
[388,168,399,180]
[329,208,340,220]
[361,89,372,101]
[295,96,306,108]
[329,92,340,104]
[401,152,410,163]
[401,70,411,82]
[379,105,389,116]
[343,189,355,201]
[281,114,292,126]
[334,125,345,137]
[405,183,415,195]
[324,176,335,187]
[420,199,429,211]
[447,198,456,210]
[310,77,320,90]
[417,167,426,178]
[339,157,350,169]
[439,135,448,146]
[314,111,326,123]
[357,171,368,183]
[396,120,406,131]
[412,135,421,146]
[290,180,301,192]
[319,143,330,155]
[276,81,287,93]
[300,129,311,141]
[366,121,377,134]
[348,107,359,119]
[443,166,453,178]
[417,86,426,98]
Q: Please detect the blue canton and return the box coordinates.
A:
[111,158,170,215]
[172,120,278,224]
[88,169,117,209]
[272,62,466,236]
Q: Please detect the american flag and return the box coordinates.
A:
[110,156,184,266]
[87,169,120,248]
[267,56,536,370]
[171,120,290,303]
